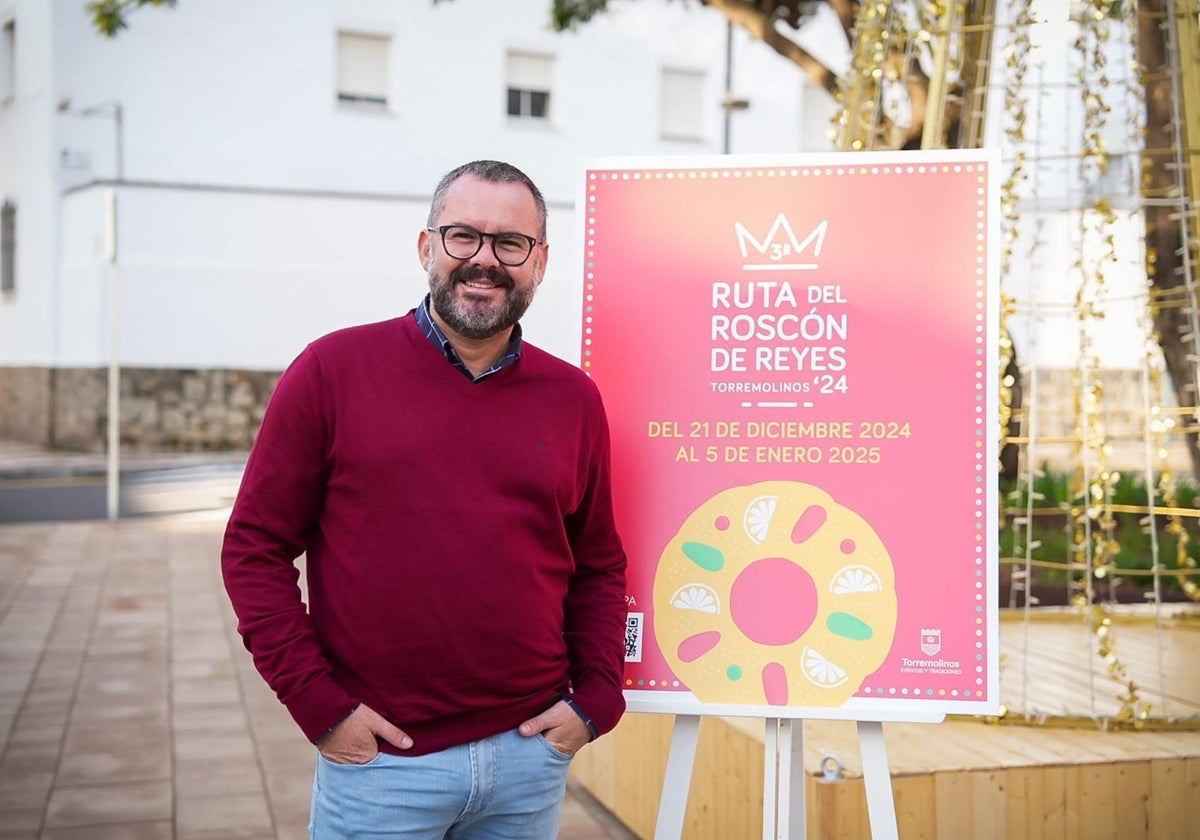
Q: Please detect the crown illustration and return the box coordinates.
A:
[733,213,828,265]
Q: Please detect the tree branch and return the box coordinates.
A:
[702,0,843,95]
[826,0,856,37]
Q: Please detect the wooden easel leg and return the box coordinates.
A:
[778,719,806,839]
[857,720,899,840]
[763,719,807,840]
[654,714,702,840]
[763,720,778,840]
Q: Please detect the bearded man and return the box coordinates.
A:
[222,160,628,839]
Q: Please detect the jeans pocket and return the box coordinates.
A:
[534,733,575,762]
[317,750,385,768]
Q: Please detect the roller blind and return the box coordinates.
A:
[337,31,389,105]
[507,51,553,91]
[660,67,705,141]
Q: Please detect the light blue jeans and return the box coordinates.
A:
[309,727,574,839]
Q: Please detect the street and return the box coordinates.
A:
[0,464,244,523]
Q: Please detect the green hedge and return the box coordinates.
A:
[998,466,1199,594]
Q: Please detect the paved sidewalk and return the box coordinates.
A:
[0,512,638,839]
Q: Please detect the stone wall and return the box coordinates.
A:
[0,364,1189,464]
[0,367,53,444]
[0,366,280,452]
[1025,367,1167,438]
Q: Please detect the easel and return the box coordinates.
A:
[651,711,945,840]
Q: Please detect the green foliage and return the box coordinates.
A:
[429,0,618,32]
[1001,467,1070,508]
[539,0,824,31]
[1000,465,1200,594]
[549,0,615,31]
[86,0,175,38]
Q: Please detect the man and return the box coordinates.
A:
[221,160,628,839]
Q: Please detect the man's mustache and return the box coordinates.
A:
[451,264,512,288]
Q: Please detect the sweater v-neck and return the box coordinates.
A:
[410,303,523,383]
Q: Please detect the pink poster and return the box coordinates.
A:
[580,152,1000,720]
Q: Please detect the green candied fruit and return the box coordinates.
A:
[827,611,873,641]
[681,541,725,572]
[726,665,744,681]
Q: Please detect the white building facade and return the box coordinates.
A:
[0,0,836,449]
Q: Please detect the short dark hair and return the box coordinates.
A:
[427,160,548,240]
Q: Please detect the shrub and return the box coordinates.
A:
[998,465,1199,598]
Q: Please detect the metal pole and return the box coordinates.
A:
[919,0,959,149]
[104,189,120,520]
[114,103,124,181]
[723,21,733,154]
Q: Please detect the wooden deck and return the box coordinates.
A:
[570,606,1200,839]
[996,605,1200,725]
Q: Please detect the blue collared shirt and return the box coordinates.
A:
[414,295,523,382]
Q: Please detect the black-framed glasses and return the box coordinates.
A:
[427,225,539,267]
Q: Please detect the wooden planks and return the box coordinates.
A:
[571,595,1200,836]
[571,711,1200,838]
[999,608,1200,722]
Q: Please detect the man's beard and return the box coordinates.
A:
[427,260,539,340]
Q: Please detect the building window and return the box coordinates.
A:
[336,31,390,109]
[506,51,553,120]
[660,67,705,141]
[1,200,14,295]
[1,18,14,103]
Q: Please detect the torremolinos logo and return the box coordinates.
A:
[920,628,942,656]
[733,213,828,271]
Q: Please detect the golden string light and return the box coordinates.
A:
[835,0,967,150]
[1136,0,1200,604]
[1067,0,1149,725]
[998,0,1034,567]
[1123,0,1197,612]
[838,0,1199,727]
[837,0,893,150]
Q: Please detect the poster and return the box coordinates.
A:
[580,151,1000,720]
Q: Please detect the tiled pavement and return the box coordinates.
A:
[0,512,639,840]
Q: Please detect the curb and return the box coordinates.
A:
[0,454,249,482]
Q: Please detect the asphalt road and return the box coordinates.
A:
[0,465,244,523]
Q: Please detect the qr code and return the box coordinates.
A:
[625,612,643,663]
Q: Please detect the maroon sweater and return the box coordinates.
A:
[221,314,627,756]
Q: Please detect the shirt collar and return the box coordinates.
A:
[414,295,523,382]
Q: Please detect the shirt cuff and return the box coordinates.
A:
[315,702,361,744]
[561,696,599,741]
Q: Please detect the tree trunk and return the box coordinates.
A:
[1138,0,1200,481]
